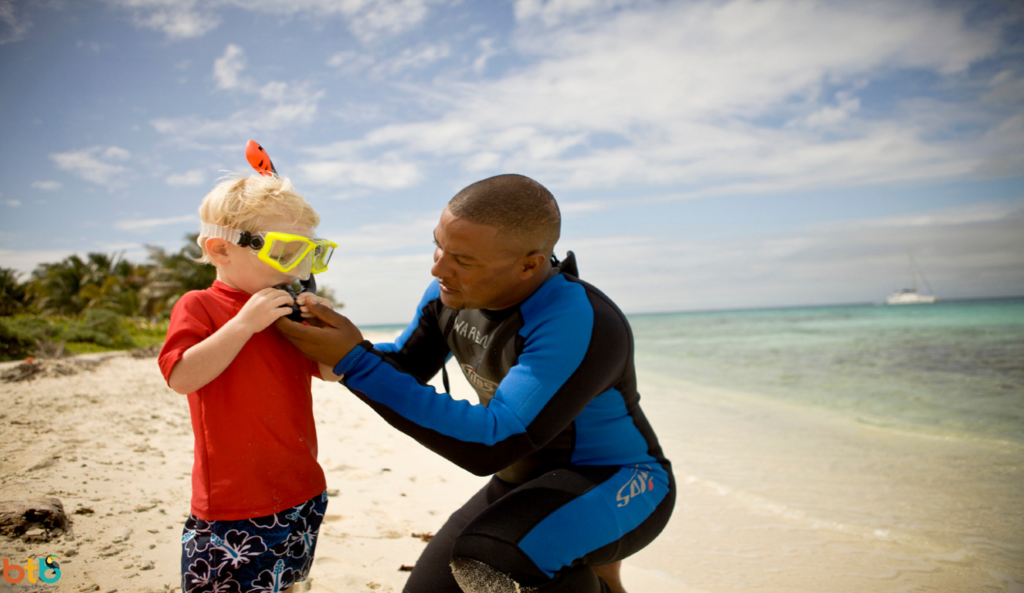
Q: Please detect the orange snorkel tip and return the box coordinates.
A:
[245,139,277,176]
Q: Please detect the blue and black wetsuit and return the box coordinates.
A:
[333,254,675,592]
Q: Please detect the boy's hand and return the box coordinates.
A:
[234,287,295,334]
[296,293,333,327]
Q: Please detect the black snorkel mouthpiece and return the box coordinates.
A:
[277,275,317,323]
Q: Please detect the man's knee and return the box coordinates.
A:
[450,558,536,593]
[451,533,547,586]
[450,558,610,593]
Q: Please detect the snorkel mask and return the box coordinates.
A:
[198,223,336,281]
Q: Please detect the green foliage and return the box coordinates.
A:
[142,233,218,318]
[0,267,31,316]
[62,309,136,349]
[126,317,170,348]
[0,232,344,359]
[0,315,65,361]
[0,318,37,360]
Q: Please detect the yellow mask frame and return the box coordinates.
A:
[199,223,337,276]
[243,231,337,275]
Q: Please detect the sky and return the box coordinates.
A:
[1,0,1022,325]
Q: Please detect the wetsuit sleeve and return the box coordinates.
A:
[371,281,449,384]
[335,277,627,476]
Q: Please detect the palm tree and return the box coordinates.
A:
[29,255,93,315]
[28,252,153,316]
[0,267,30,316]
[141,234,217,318]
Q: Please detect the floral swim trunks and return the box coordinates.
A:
[181,491,328,593]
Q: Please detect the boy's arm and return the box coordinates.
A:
[167,287,295,394]
[318,362,341,382]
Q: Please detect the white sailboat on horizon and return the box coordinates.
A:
[887,249,937,305]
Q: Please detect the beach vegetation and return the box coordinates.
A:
[0,234,335,361]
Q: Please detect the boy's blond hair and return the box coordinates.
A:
[196,175,320,264]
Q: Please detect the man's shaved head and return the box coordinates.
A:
[447,174,560,257]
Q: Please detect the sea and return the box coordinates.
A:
[626,297,1024,592]
[630,297,1024,445]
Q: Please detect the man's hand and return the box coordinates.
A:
[295,292,333,327]
[275,299,364,368]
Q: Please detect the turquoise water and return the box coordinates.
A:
[630,298,1024,444]
[628,299,1024,590]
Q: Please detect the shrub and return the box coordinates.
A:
[0,318,36,361]
[62,309,136,349]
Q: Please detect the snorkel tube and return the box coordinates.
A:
[246,139,315,322]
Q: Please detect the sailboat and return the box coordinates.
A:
[887,249,937,305]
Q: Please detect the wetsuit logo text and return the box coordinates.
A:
[453,320,491,349]
[461,364,499,394]
[616,465,655,507]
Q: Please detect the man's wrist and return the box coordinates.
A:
[333,342,369,376]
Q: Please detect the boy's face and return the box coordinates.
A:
[214,219,316,295]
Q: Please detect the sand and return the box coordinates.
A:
[0,334,688,592]
[5,336,1021,592]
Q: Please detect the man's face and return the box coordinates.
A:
[430,207,528,311]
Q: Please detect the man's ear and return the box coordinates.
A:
[519,252,548,279]
[206,237,233,265]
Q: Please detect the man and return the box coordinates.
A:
[278,174,675,593]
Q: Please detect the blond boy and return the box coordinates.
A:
[158,174,338,593]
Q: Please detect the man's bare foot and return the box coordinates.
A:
[593,561,627,593]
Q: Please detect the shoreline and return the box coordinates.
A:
[632,365,1024,592]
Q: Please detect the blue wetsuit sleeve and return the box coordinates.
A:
[339,278,621,476]
[368,281,449,384]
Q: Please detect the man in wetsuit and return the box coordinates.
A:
[277,174,675,593]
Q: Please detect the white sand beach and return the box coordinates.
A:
[0,334,686,593]
[2,332,1021,592]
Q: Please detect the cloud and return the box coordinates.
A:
[300,157,422,190]
[31,181,63,191]
[103,0,221,40]
[318,198,1024,324]
[151,88,325,145]
[103,0,447,43]
[0,249,79,275]
[375,42,451,75]
[514,0,639,27]
[828,202,1022,229]
[327,51,376,75]
[334,0,443,43]
[50,146,131,186]
[114,215,198,231]
[303,0,1010,196]
[312,215,440,323]
[473,38,499,75]
[329,43,452,79]
[0,0,31,44]
[152,46,325,145]
[166,169,207,186]
[214,44,250,90]
[562,200,1024,314]
[5,199,20,207]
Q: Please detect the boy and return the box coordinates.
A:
[158,174,339,593]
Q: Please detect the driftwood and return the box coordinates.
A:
[1,358,108,383]
[0,498,70,542]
